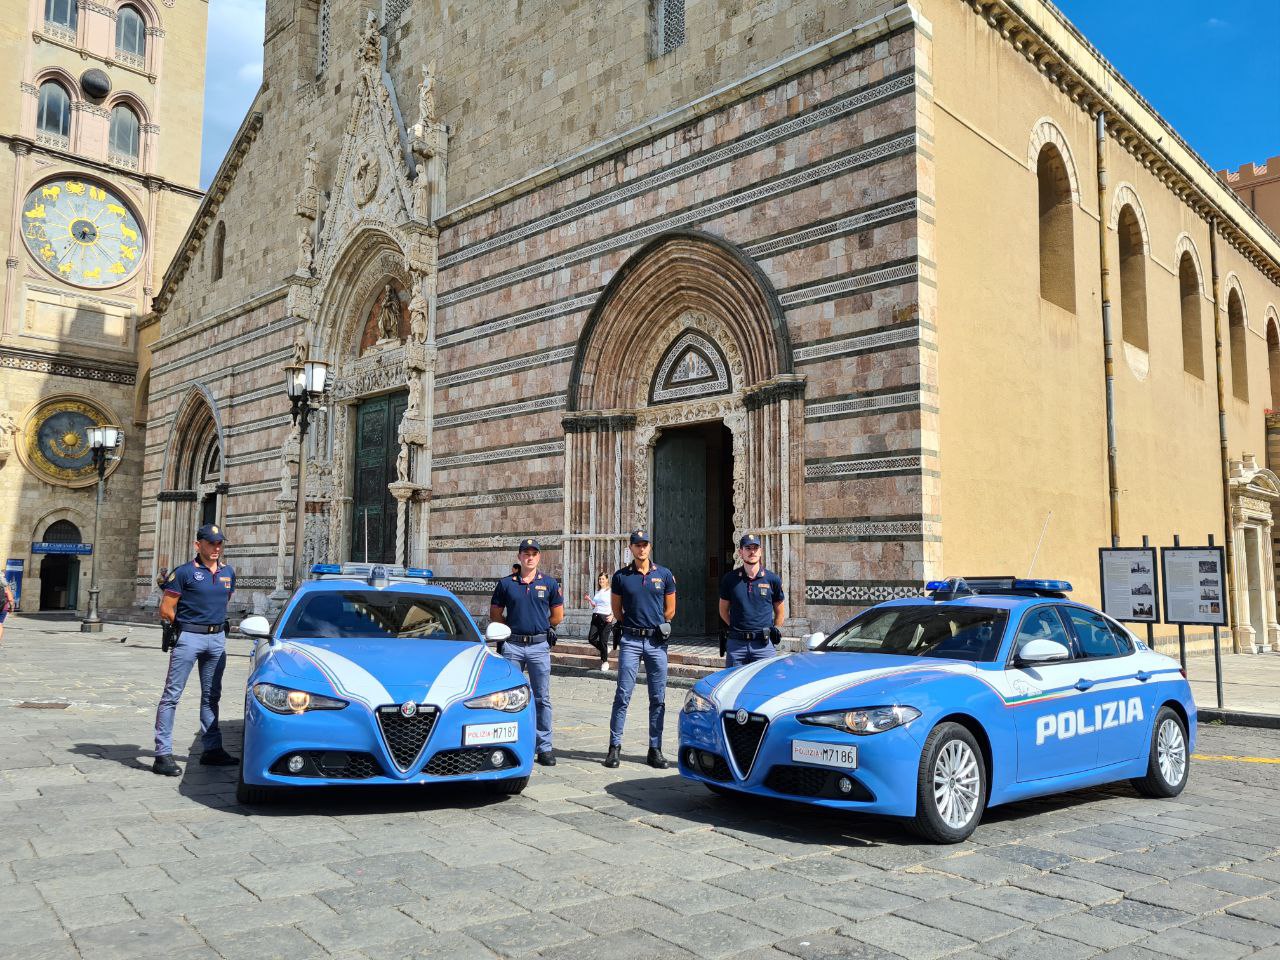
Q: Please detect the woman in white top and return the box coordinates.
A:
[584,572,613,668]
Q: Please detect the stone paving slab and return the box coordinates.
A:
[5,618,1280,959]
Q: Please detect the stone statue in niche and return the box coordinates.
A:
[292,331,308,367]
[408,287,428,344]
[297,224,313,274]
[302,142,317,196]
[405,377,421,419]
[396,443,410,483]
[375,284,400,342]
[418,61,437,128]
[413,162,432,221]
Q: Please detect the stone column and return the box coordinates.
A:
[271,494,293,602]
[1231,513,1256,654]
[389,480,417,566]
[1260,520,1280,652]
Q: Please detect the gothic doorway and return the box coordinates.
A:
[652,423,734,637]
[38,519,82,611]
[350,391,407,563]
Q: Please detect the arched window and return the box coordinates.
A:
[109,104,141,163]
[115,6,146,60]
[36,81,71,140]
[1179,253,1203,378]
[44,519,82,543]
[1228,288,1249,402]
[44,0,77,30]
[1037,144,1075,312]
[1116,205,1147,352]
[211,221,225,281]
[1267,319,1280,411]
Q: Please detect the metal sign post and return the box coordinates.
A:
[1173,534,1186,673]
[1210,533,1223,709]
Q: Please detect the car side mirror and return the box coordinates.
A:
[806,632,826,650]
[1016,637,1070,665]
[485,622,512,643]
[240,615,271,639]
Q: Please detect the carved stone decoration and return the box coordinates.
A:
[0,411,18,463]
[297,224,314,275]
[396,443,410,483]
[301,513,329,572]
[359,11,380,66]
[418,61,437,128]
[408,286,428,345]
[296,141,319,220]
[329,346,408,401]
[650,328,732,403]
[375,283,401,341]
[405,377,422,420]
[292,331,308,368]
[412,162,432,221]
[353,149,380,207]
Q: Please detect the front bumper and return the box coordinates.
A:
[242,693,535,788]
[678,707,924,817]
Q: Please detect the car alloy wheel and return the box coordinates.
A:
[1156,716,1186,786]
[933,739,981,829]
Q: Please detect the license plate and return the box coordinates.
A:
[463,722,519,746]
[791,739,857,769]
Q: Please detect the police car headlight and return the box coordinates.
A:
[252,683,348,715]
[464,685,530,712]
[798,705,920,735]
[682,691,715,714]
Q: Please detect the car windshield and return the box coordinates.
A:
[822,604,1008,662]
[280,590,473,641]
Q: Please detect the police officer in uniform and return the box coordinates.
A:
[718,533,786,667]
[152,524,238,776]
[490,538,563,766]
[604,529,676,769]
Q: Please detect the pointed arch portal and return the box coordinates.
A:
[563,230,805,631]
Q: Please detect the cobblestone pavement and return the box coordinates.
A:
[4,616,1280,960]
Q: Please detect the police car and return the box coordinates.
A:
[678,577,1195,842]
[235,563,532,803]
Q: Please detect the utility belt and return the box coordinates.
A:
[178,623,226,635]
[622,625,671,640]
[728,629,771,643]
[506,633,548,646]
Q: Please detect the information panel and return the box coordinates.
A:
[1160,546,1227,626]
[1098,548,1159,623]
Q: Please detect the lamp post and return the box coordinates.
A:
[285,358,330,587]
[81,424,123,633]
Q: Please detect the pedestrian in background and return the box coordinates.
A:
[584,572,613,668]
[0,573,15,644]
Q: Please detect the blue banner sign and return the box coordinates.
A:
[33,542,93,555]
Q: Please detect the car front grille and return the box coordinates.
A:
[763,764,874,801]
[376,706,438,771]
[423,748,516,777]
[721,711,768,778]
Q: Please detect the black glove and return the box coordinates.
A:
[718,628,727,658]
[657,621,672,642]
[769,626,782,646]
[547,628,557,648]
[161,621,175,653]
[611,622,622,649]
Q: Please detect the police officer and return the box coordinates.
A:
[604,529,676,769]
[490,538,563,766]
[152,524,238,776]
[718,533,786,667]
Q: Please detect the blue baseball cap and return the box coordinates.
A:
[196,523,226,544]
[739,533,761,548]
[518,537,541,552]
[629,529,650,545]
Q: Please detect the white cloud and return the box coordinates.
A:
[199,0,266,189]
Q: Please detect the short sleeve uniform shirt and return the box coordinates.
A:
[611,563,676,631]
[719,566,784,632]
[490,571,564,635]
[164,558,235,627]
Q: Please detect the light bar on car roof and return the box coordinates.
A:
[1013,579,1072,593]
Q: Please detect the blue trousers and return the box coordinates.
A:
[609,633,668,748]
[502,640,553,753]
[726,637,776,668]
[154,630,227,756]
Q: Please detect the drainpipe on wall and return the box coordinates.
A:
[1095,111,1121,548]
[1209,218,1237,635]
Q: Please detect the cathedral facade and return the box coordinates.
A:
[139,0,1280,652]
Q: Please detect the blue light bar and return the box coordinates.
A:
[406,567,434,578]
[310,563,341,575]
[925,581,948,592]
[1014,579,1072,593]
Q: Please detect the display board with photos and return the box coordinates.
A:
[1098,547,1160,623]
[1160,546,1227,626]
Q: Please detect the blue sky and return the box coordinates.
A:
[197,1,1279,189]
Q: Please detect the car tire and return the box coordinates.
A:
[235,755,276,805]
[490,776,529,795]
[1130,706,1189,799]
[910,721,987,844]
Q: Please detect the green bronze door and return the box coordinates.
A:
[350,391,408,563]
[652,429,708,637]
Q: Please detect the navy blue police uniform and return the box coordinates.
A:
[607,530,676,761]
[153,523,237,771]
[719,533,785,667]
[490,538,563,760]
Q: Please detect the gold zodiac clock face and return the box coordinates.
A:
[21,177,146,288]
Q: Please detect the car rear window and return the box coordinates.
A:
[281,591,473,641]
[822,605,1008,662]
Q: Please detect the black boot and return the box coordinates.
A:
[647,747,669,769]
[152,755,181,777]
[536,750,557,767]
[603,745,621,768]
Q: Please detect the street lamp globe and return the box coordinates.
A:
[100,425,123,449]
[302,359,329,395]
[284,364,305,400]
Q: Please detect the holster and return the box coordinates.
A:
[718,629,727,658]
[610,622,622,650]
[547,628,558,648]
[161,621,175,653]
[769,626,782,646]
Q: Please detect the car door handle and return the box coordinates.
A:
[1074,678,1094,691]
[1136,671,1151,682]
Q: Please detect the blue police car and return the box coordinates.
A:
[235,564,532,804]
[678,577,1195,842]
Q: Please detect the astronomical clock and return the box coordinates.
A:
[20,177,145,288]
[17,396,121,489]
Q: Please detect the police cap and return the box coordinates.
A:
[196,523,226,544]
[517,537,541,553]
[629,529,650,545]
[739,533,762,548]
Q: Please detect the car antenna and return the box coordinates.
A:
[1025,511,1052,577]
